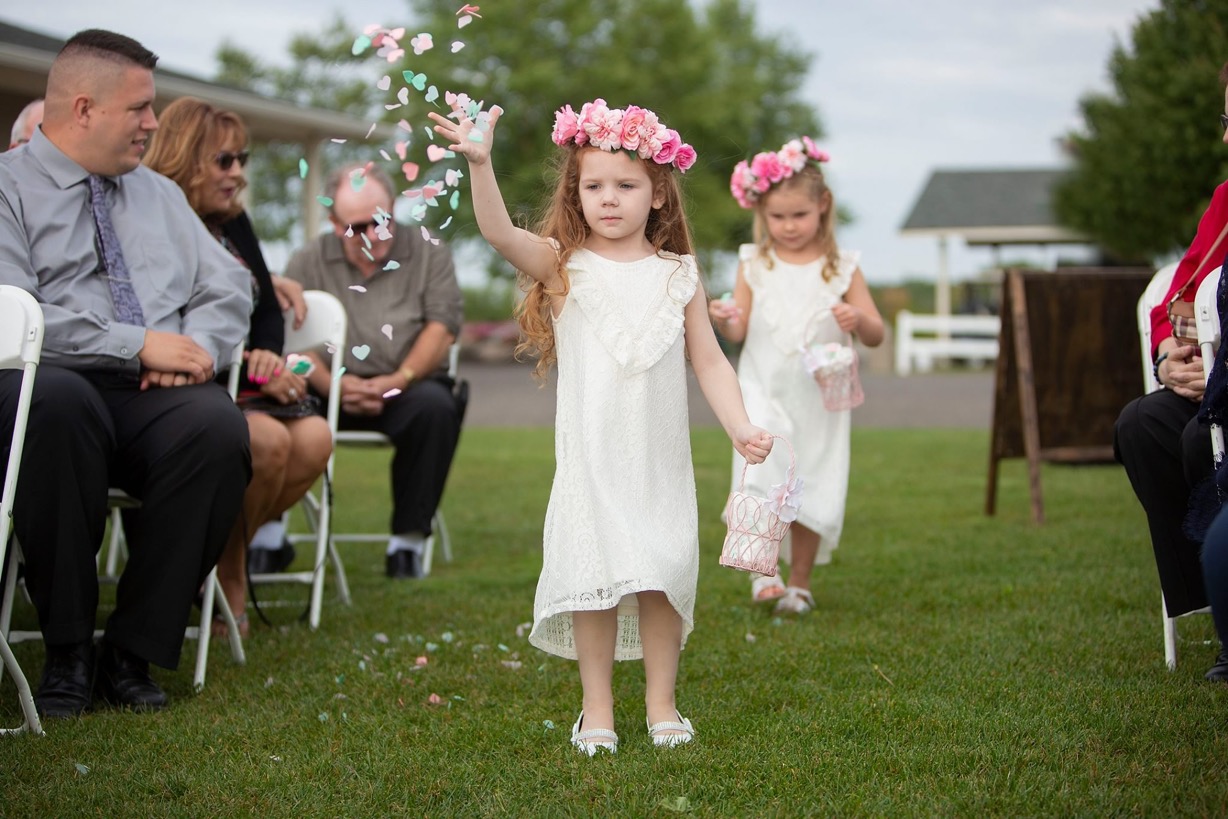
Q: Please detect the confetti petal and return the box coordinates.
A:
[402,162,419,182]
[457,15,472,28]
[351,35,372,55]
[348,285,368,293]
[449,190,461,210]
[426,144,451,163]
[397,86,410,106]
[425,85,439,104]
[382,388,402,399]
[352,345,371,360]
[377,75,391,91]
[427,693,444,705]
[381,324,394,340]
[440,216,453,229]
[316,195,334,208]
[298,158,308,179]
[383,260,401,271]
[451,41,465,53]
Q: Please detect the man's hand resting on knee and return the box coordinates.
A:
[138,330,215,390]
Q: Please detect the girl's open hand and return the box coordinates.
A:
[733,425,773,464]
[428,104,503,165]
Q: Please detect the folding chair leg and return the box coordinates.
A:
[194,567,246,692]
[434,511,452,563]
[102,506,124,580]
[1163,594,1179,671]
[0,635,42,735]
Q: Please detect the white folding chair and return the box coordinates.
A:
[1138,262,1179,395]
[326,342,459,576]
[0,285,45,735]
[2,342,248,692]
[252,290,347,630]
[1156,265,1226,670]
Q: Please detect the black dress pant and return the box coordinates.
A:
[337,376,461,536]
[0,367,250,669]
[1115,388,1213,616]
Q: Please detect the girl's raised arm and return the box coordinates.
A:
[429,107,559,286]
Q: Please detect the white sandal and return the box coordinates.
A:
[750,573,786,604]
[570,711,618,756]
[774,586,815,615]
[647,712,695,747]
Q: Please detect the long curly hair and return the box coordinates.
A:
[750,164,840,281]
[515,145,695,378]
[143,96,247,221]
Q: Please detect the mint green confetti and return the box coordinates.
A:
[384,260,401,271]
[449,191,460,210]
[350,174,366,191]
[73,763,90,776]
[298,158,308,179]
[351,35,372,56]
[316,195,333,208]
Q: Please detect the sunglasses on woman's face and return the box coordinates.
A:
[215,150,250,171]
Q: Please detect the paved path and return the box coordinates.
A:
[460,360,995,429]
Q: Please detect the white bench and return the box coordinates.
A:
[894,310,1001,375]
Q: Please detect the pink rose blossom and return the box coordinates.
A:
[674,144,697,173]
[552,105,579,145]
[750,151,787,184]
[653,129,682,165]
[778,139,806,172]
[580,100,623,151]
[620,105,647,153]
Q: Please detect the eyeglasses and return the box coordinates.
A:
[214,150,250,171]
[1221,114,1228,132]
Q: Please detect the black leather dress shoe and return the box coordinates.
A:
[34,640,94,719]
[1206,648,1228,682]
[94,641,167,711]
[385,549,423,579]
[247,541,296,575]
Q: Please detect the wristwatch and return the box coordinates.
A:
[1153,351,1170,385]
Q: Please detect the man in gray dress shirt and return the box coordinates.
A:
[285,164,463,580]
[0,29,252,718]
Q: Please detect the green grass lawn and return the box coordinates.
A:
[2,427,1227,816]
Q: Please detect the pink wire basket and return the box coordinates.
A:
[800,310,864,412]
[719,436,796,576]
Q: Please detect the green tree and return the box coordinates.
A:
[405,0,819,255]
[1054,0,1228,262]
[215,1,820,263]
[213,16,384,243]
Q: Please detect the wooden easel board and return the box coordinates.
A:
[986,267,1153,522]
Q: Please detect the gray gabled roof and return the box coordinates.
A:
[900,168,1086,245]
[0,20,393,143]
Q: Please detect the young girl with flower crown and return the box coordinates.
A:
[430,99,772,755]
[710,138,884,615]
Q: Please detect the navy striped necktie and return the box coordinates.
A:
[88,174,145,326]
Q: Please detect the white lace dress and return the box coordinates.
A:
[730,244,859,566]
[529,249,700,661]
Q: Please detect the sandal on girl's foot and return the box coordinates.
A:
[570,711,617,756]
[647,712,695,747]
[774,587,815,615]
[751,573,786,604]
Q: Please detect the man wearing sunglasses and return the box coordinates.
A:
[0,29,252,718]
[284,163,463,580]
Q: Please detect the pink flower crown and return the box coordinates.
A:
[730,137,830,209]
[551,98,697,173]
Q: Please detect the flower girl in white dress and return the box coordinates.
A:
[431,99,772,755]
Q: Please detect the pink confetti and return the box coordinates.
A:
[415,655,429,666]
[420,226,440,245]
[445,168,463,186]
[456,3,481,15]
[381,324,394,340]
[402,162,420,183]
[426,144,449,163]
[377,75,391,91]
[397,119,413,133]
[397,87,410,105]
[395,141,410,160]
[365,123,377,139]
[451,41,465,53]
[411,33,434,55]
[348,285,368,293]
[457,15,473,28]
[379,149,392,161]
[330,138,347,144]
[427,693,444,705]
[382,388,403,399]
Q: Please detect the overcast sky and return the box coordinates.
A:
[2,0,1158,284]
